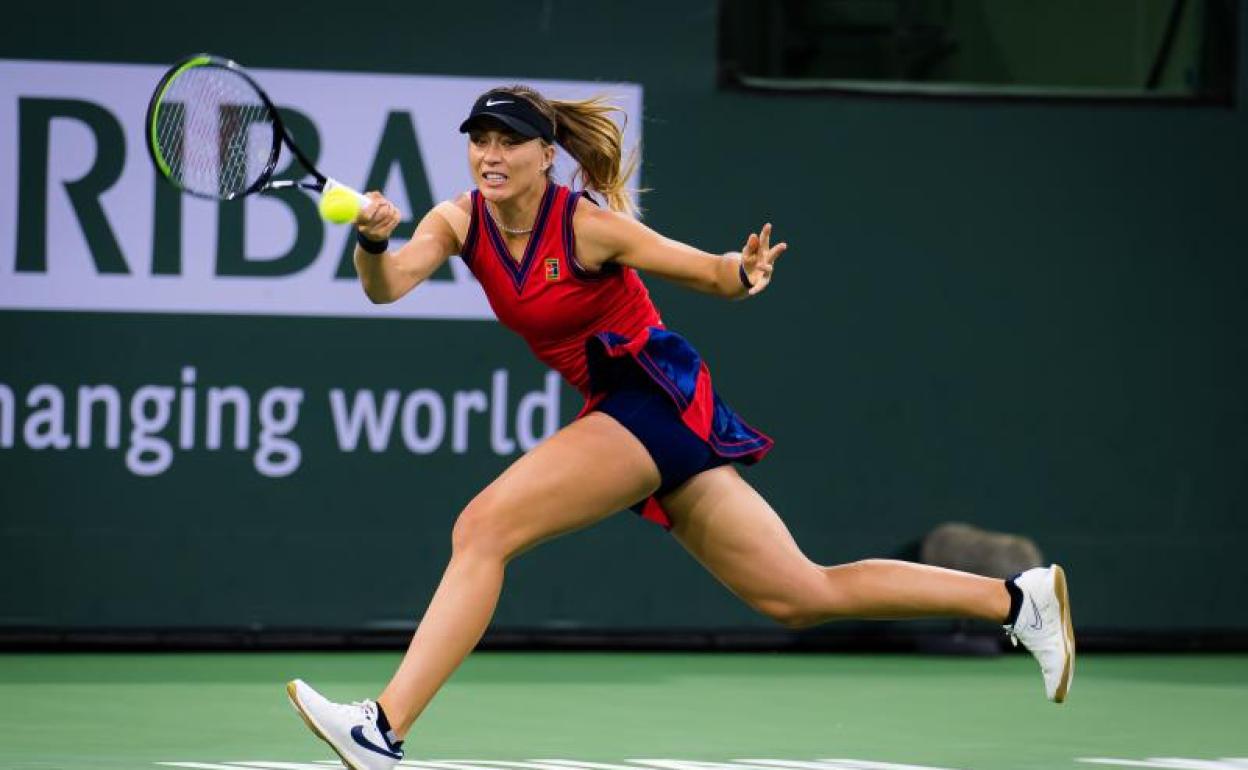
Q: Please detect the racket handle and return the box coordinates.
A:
[323,178,373,213]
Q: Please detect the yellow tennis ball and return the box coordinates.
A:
[319,186,360,225]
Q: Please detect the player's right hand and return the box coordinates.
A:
[357,191,402,240]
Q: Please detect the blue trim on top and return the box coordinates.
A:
[561,190,578,269]
[564,190,620,282]
[482,182,558,294]
[461,191,481,269]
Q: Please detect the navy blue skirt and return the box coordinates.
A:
[593,363,731,502]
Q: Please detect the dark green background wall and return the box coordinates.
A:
[1,1,1244,634]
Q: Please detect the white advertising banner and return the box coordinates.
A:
[0,58,643,319]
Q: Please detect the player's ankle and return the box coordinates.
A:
[1003,575,1024,625]
[373,699,404,745]
[375,696,408,740]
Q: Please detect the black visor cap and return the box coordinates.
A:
[458,91,555,143]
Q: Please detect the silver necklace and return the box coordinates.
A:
[487,203,534,236]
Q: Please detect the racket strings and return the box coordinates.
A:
[154,65,274,198]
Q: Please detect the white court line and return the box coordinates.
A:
[158,758,1248,770]
[454,762,641,770]
[631,762,803,770]
[1080,760,1248,769]
[745,759,965,770]
[226,763,342,770]
[531,762,654,770]
[159,764,264,770]
[819,761,967,770]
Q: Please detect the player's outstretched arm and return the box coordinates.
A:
[353,193,462,304]
[575,204,787,299]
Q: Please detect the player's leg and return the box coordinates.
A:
[663,465,1010,626]
[289,412,660,767]
[663,465,1073,701]
[374,411,659,736]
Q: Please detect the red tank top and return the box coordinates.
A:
[462,183,663,395]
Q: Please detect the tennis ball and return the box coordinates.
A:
[319,186,360,225]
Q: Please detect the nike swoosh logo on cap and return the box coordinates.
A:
[350,725,403,760]
[485,99,513,106]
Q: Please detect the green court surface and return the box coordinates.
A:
[2,652,1246,770]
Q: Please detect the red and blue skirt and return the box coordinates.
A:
[578,326,773,529]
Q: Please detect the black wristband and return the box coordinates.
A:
[356,231,388,255]
[738,261,754,290]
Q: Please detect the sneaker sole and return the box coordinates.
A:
[285,680,372,770]
[1052,564,1075,703]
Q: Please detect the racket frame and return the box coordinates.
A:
[145,53,329,201]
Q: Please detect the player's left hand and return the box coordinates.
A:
[740,222,787,296]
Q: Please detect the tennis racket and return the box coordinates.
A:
[145,53,370,213]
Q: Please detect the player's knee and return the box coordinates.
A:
[450,492,513,561]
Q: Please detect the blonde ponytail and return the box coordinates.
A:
[550,97,639,216]
[494,86,640,215]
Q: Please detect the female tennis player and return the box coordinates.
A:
[286,86,1075,770]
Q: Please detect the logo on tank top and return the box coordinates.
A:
[544,258,561,282]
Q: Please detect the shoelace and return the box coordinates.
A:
[1003,624,1020,648]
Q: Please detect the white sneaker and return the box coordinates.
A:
[286,679,404,770]
[1004,564,1075,703]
